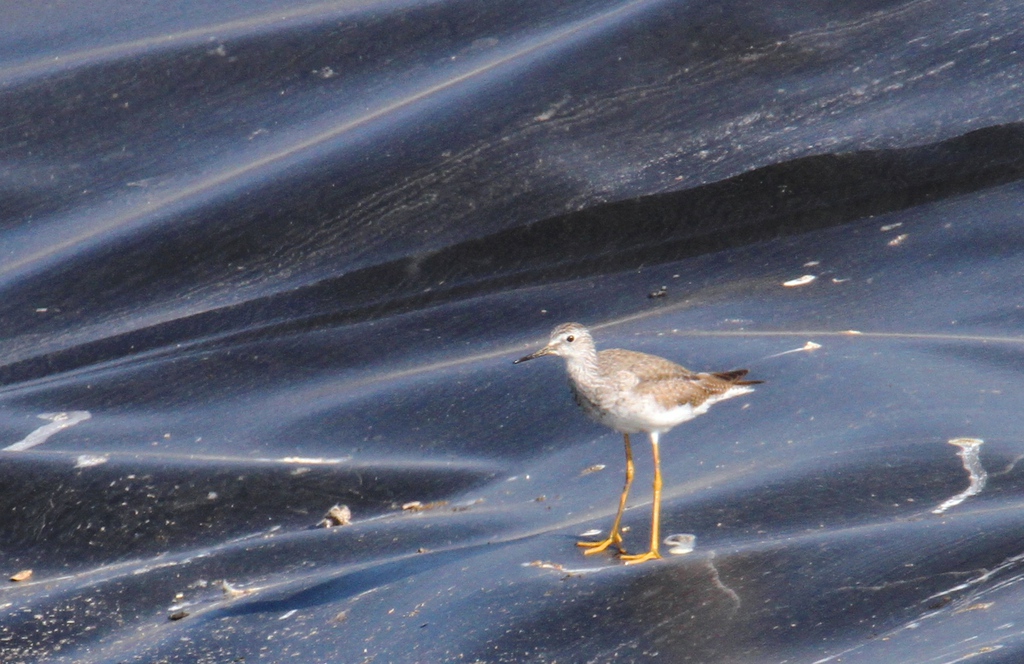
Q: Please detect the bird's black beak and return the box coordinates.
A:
[513,346,551,364]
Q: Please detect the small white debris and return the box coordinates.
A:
[842,330,863,335]
[402,500,451,512]
[74,454,108,468]
[783,275,816,287]
[279,609,298,620]
[219,580,253,599]
[664,533,697,555]
[831,277,850,283]
[580,529,602,538]
[318,504,352,527]
[888,233,909,246]
[880,222,903,231]
[803,261,820,267]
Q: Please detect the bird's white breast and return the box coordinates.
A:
[590,383,754,435]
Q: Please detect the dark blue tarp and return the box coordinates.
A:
[3,1,1024,661]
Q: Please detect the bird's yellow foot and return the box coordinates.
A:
[619,549,661,565]
[576,533,625,555]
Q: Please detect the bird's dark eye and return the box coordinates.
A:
[566,335,575,343]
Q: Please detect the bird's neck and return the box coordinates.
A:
[564,349,602,390]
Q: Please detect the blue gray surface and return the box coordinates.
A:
[2,1,1024,661]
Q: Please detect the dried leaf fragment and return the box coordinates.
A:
[318,504,352,527]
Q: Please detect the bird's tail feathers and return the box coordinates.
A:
[711,369,764,385]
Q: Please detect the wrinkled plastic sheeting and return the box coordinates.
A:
[3,0,1024,662]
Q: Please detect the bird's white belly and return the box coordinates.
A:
[600,400,699,434]
[591,384,753,434]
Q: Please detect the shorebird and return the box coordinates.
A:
[515,322,761,564]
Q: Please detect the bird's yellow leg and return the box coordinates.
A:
[621,432,663,564]
[578,433,634,555]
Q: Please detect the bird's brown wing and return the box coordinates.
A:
[599,349,709,409]
[599,349,759,410]
[645,370,757,409]
[598,349,694,382]
[638,376,716,410]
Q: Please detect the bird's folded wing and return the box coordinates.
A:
[636,377,715,410]
[599,349,694,382]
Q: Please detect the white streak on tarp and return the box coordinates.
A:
[4,411,92,452]
[932,438,986,515]
[764,341,822,359]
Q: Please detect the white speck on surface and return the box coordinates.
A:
[580,529,602,538]
[888,233,909,246]
[665,533,696,555]
[74,454,108,468]
[783,275,816,287]
[220,580,253,598]
[880,222,903,231]
[10,569,32,582]
[318,504,352,527]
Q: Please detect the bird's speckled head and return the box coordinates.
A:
[514,322,595,364]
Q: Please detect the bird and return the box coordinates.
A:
[514,322,761,564]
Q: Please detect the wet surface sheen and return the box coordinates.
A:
[2,1,1024,662]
